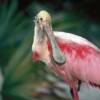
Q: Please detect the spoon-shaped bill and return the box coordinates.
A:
[43,24,66,65]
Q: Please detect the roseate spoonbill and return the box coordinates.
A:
[32,10,100,100]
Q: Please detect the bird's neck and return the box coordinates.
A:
[33,26,51,63]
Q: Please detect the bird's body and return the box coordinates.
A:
[48,31,100,86]
[32,10,100,100]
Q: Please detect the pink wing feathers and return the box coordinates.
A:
[56,37,100,87]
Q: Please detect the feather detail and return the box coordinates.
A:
[54,31,100,51]
[89,82,100,89]
[52,36,100,87]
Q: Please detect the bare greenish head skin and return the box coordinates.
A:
[33,10,66,65]
[37,10,51,24]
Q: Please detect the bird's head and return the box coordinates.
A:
[32,10,66,64]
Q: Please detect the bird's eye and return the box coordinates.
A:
[40,17,43,21]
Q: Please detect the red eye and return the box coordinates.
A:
[32,52,40,61]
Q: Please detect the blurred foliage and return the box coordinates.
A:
[0,0,47,100]
[0,0,31,66]
[0,0,100,100]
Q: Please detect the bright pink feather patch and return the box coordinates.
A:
[32,52,40,61]
[47,37,100,87]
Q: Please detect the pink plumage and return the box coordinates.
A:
[32,10,100,100]
[46,34,100,100]
[49,37,100,85]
